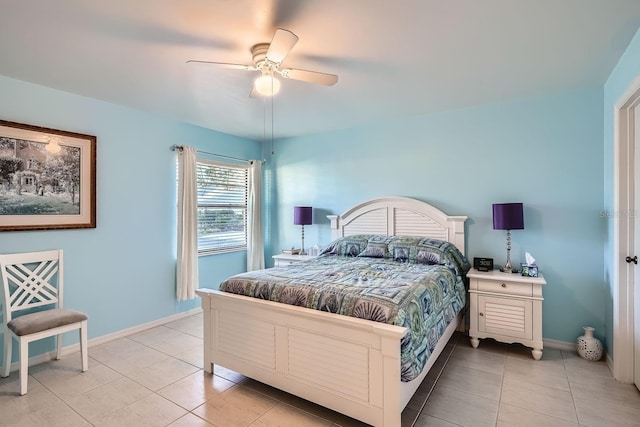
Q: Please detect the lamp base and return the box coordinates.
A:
[500,230,519,273]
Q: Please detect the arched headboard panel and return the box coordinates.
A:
[327,196,467,254]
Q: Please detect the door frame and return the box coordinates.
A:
[613,75,640,383]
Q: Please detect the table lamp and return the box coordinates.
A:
[293,206,312,255]
[492,202,524,273]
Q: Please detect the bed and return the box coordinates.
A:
[195,196,468,427]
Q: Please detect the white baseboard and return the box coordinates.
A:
[460,332,584,354]
[82,307,202,350]
[544,338,611,373]
[2,308,202,374]
[606,351,615,375]
[543,338,577,352]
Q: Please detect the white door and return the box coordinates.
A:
[635,105,640,390]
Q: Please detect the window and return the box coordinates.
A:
[196,159,248,255]
[27,159,38,170]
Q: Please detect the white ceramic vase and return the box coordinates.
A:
[576,326,603,361]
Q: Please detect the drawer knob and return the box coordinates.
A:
[501,283,506,288]
[479,312,484,317]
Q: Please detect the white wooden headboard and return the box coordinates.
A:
[327,196,467,255]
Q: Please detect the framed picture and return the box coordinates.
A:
[0,120,96,231]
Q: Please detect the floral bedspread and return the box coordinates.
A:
[219,255,466,381]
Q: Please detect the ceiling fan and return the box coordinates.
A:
[187,28,338,97]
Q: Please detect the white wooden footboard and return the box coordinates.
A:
[196,288,407,427]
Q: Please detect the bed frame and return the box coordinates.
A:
[196,196,467,427]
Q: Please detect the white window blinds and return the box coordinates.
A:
[196,159,248,254]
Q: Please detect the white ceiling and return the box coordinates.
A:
[1,0,639,141]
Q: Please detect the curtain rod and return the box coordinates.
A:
[170,145,264,164]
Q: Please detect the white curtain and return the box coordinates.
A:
[247,160,264,271]
[176,146,199,301]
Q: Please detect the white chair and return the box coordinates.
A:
[0,249,88,395]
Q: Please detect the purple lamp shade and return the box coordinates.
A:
[492,203,524,230]
[293,206,313,226]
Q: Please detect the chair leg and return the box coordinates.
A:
[56,333,63,360]
[2,330,11,378]
[19,338,28,395]
[80,322,88,372]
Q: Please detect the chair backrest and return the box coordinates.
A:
[0,249,63,324]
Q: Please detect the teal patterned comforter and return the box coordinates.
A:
[219,242,468,381]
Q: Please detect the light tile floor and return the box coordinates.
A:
[1,312,640,426]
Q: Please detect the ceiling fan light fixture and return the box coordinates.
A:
[254,74,281,96]
[187,28,338,97]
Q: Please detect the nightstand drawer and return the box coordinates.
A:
[275,258,297,267]
[272,254,316,268]
[477,279,533,297]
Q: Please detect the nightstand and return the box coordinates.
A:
[466,269,547,360]
[272,254,316,267]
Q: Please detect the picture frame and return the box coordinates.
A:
[0,120,96,231]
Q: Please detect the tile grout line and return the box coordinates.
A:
[495,344,505,427]
[413,341,466,427]
[502,349,582,425]
[84,331,204,425]
[562,350,583,426]
[28,370,102,426]
[161,320,205,340]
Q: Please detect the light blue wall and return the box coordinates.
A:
[603,28,640,355]
[0,75,260,362]
[265,87,605,344]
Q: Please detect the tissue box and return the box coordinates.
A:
[520,263,539,277]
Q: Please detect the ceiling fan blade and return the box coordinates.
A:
[265,28,299,64]
[186,60,255,71]
[280,68,338,86]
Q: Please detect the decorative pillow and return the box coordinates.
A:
[357,235,394,258]
[357,242,388,258]
[366,235,395,244]
[387,236,422,262]
[391,245,411,262]
[387,236,471,274]
[320,235,371,257]
[417,238,471,274]
[416,249,441,265]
